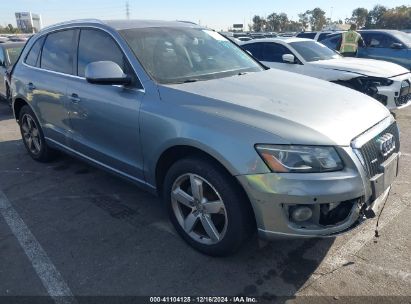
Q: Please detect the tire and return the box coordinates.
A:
[19,105,55,162]
[163,156,252,256]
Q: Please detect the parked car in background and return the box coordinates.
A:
[0,42,25,105]
[8,35,29,42]
[11,19,400,256]
[296,31,343,41]
[241,38,411,109]
[278,32,296,37]
[321,30,411,70]
[236,36,252,41]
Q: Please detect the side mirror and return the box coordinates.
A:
[85,61,131,85]
[391,42,403,49]
[282,54,296,64]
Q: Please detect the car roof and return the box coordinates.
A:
[42,19,202,32]
[359,29,400,33]
[240,37,313,44]
[0,42,26,48]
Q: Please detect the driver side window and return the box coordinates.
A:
[363,33,398,48]
[262,43,291,62]
[77,29,131,77]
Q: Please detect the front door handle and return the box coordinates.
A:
[69,93,81,103]
[27,83,36,91]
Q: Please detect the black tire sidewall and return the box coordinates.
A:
[164,157,250,256]
[19,105,52,162]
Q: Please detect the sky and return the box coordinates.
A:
[1,0,410,31]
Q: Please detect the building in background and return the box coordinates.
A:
[15,12,42,33]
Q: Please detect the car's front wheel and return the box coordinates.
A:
[164,157,252,256]
[19,105,55,162]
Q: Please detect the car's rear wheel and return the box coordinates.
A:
[19,105,55,162]
[164,157,252,256]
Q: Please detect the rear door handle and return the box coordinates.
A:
[69,93,81,103]
[27,83,36,91]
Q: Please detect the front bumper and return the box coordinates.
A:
[237,146,399,240]
[376,74,411,110]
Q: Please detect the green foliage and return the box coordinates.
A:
[350,8,369,28]
[0,24,22,34]
[250,5,411,33]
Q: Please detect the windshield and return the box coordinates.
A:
[290,41,341,62]
[120,27,263,84]
[392,31,411,48]
[6,47,23,65]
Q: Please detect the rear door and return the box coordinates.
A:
[0,47,6,97]
[27,30,76,145]
[66,28,145,180]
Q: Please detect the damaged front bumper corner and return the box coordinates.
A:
[236,167,392,240]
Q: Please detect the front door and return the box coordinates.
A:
[67,28,145,180]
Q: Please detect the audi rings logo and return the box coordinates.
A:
[376,133,396,157]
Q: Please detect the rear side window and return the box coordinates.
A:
[321,34,341,50]
[318,33,331,41]
[241,43,263,60]
[77,29,128,77]
[0,48,4,66]
[25,36,45,67]
[41,30,75,74]
[262,43,291,62]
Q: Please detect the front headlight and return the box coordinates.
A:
[359,77,393,87]
[255,145,344,173]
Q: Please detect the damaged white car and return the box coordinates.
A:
[241,38,411,110]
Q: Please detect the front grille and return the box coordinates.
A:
[396,80,411,106]
[395,93,411,106]
[357,122,400,177]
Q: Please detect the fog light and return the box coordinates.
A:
[291,206,313,222]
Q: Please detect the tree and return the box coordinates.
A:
[266,13,281,31]
[278,13,289,32]
[299,8,327,31]
[350,8,368,28]
[381,6,411,30]
[252,15,266,32]
[298,11,310,30]
[309,8,327,30]
[365,5,387,28]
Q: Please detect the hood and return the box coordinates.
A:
[310,57,409,78]
[158,69,389,146]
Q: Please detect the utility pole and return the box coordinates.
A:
[126,1,130,20]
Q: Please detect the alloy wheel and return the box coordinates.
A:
[171,173,228,245]
[21,114,42,155]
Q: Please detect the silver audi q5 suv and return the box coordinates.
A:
[10,20,401,256]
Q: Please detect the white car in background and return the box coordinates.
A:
[241,38,411,109]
